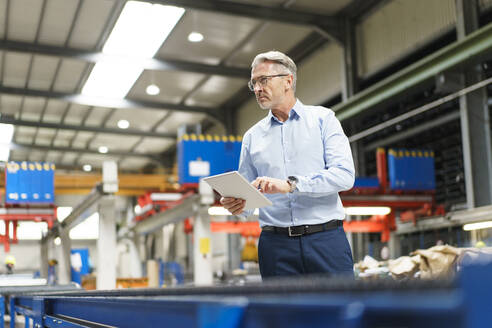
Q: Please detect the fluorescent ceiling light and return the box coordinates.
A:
[103,2,185,58]
[146,84,160,95]
[83,164,92,172]
[0,123,14,161]
[345,206,391,216]
[82,60,142,98]
[98,146,108,154]
[188,32,203,42]
[82,1,185,99]
[463,221,492,231]
[117,119,130,129]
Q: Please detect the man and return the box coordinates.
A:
[221,50,355,278]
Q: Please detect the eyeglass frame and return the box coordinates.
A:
[247,74,290,91]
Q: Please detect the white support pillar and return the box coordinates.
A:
[193,208,213,285]
[97,196,117,289]
[193,180,214,285]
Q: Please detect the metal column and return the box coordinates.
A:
[97,196,117,289]
[456,0,492,208]
[40,240,48,279]
[58,229,72,285]
[341,17,358,102]
[388,231,401,259]
[227,233,241,272]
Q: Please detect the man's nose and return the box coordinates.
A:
[254,82,263,92]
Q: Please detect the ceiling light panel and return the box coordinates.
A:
[82,1,185,99]
[103,2,185,58]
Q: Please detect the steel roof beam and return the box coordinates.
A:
[10,142,161,161]
[0,116,177,139]
[0,39,250,78]
[0,85,221,119]
[147,0,343,43]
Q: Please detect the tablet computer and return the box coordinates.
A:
[203,171,272,211]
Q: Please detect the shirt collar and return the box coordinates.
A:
[263,98,303,130]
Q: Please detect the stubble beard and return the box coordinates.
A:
[256,96,271,110]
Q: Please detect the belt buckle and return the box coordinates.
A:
[288,226,302,237]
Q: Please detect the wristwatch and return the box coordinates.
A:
[287,176,298,193]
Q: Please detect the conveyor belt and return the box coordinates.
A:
[27,274,455,298]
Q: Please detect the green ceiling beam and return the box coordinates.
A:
[334,21,492,121]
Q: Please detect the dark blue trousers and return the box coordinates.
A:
[258,226,354,278]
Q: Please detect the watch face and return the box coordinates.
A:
[288,176,298,183]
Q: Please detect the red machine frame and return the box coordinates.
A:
[0,204,57,252]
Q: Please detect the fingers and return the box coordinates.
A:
[221,197,245,215]
[253,177,277,193]
[229,200,246,215]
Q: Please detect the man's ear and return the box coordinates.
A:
[285,75,293,91]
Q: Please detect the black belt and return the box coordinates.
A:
[262,220,342,237]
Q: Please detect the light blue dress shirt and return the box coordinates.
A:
[238,99,355,227]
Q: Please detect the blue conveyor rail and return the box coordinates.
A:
[5,263,492,328]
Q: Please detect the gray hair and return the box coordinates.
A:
[251,51,297,92]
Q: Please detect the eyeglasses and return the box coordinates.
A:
[247,74,289,91]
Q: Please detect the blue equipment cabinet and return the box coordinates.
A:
[387,148,436,191]
[177,134,242,184]
[5,161,55,204]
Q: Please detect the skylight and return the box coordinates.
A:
[82,1,185,99]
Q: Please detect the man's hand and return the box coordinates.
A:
[252,176,290,194]
[220,197,246,215]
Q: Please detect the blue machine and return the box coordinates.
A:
[70,249,91,285]
[387,149,435,191]
[5,262,492,328]
[353,177,380,189]
[177,134,242,184]
[5,161,55,204]
[159,260,184,286]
